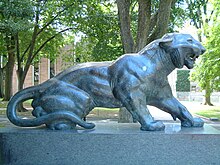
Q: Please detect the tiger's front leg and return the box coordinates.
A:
[113,87,165,131]
[153,97,204,127]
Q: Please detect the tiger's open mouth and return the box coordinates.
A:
[184,49,202,69]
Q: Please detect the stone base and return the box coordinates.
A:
[1,123,220,165]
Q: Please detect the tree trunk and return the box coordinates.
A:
[15,19,39,111]
[116,0,135,53]
[4,36,16,101]
[156,0,173,38]
[0,68,4,98]
[17,70,28,112]
[204,80,213,106]
[4,55,15,101]
[118,107,134,123]
[135,0,151,52]
[17,69,25,91]
[147,0,173,43]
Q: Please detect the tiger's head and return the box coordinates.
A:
[159,33,206,69]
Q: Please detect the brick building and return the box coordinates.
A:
[12,45,73,94]
[11,58,59,94]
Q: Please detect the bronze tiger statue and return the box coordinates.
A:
[7,33,206,131]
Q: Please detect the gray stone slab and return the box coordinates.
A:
[1,123,220,165]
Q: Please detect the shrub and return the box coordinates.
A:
[176,70,190,92]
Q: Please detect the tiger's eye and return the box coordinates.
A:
[187,38,193,43]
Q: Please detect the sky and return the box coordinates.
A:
[178,22,199,40]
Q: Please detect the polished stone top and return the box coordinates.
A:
[79,123,220,134]
[0,123,219,135]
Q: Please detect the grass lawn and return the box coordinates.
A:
[195,109,220,120]
[0,99,33,116]
[0,101,8,109]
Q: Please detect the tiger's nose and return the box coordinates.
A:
[201,47,206,54]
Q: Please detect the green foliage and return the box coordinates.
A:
[0,35,7,57]
[0,0,34,63]
[185,0,206,29]
[91,41,123,61]
[0,0,34,34]
[71,0,188,62]
[71,1,123,62]
[170,0,187,31]
[176,70,190,92]
[74,36,120,63]
[0,0,68,63]
[190,0,220,92]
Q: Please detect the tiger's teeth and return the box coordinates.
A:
[193,54,199,60]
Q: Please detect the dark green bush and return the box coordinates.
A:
[176,70,190,92]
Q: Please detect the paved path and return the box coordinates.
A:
[149,101,220,122]
[148,101,220,130]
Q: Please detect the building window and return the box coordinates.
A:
[50,61,55,78]
[34,64,39,85]
[191,85,196,92]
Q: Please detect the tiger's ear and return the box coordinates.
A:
[158,38,173,51]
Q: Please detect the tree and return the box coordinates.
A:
[191,10,220,105]
[0,0,90,102]
[15,0,76,93]
[0,0,34,100]
[185,0,211,41]
[70,2,123,62]
[187,0,217,105]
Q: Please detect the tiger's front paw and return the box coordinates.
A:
[192,117,204,127]
[181,117,204,127]
[140,121,165,131]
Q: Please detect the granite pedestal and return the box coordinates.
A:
[1,123,220,165]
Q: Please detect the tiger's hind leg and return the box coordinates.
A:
[31,83,95,130]
[32,106,47,118]
[46,120,76,130]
